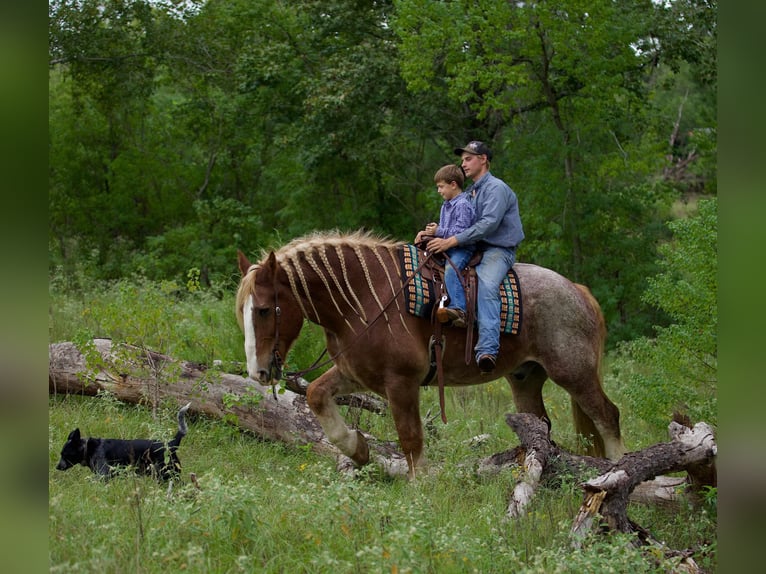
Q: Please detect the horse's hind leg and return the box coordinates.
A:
[506,362,549,421]
[306,367,370,467]
[568,386,625,461]
[507,363,626,460]
[547,362,625,459]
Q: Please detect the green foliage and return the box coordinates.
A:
[392,0,717,343]
[50,0,717,345]
[132,197,267,284]
[49,269,244,367]
[221,388,263,411]
[616,198,717,429]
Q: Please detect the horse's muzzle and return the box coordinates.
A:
[255,360,282,385]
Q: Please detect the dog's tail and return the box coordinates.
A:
[169,402,192,449]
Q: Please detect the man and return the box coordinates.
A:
[426,141,524,373]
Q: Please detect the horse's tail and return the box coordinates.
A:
[570,284,608,458]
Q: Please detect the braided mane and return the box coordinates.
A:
[237,230,407,333]
[272,229,401,261]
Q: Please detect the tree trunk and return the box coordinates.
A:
[478,413,715,573]
[49,339,332,446]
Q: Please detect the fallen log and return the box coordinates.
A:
[477,413,716,514]
[567,420,716,573]
[571,420,717,541]
[49,339,329,448]
[48,339,407,474]
[476,412,715,573]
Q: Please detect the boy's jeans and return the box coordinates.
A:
[442,246,475,313]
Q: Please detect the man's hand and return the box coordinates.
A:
[427,236,458,254]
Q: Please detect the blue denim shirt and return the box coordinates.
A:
[454,172,524,249]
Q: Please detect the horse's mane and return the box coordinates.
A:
[270,229,402,262]
[236,230,406,330]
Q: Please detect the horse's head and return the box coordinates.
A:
[236,250,304,385]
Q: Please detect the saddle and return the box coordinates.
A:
[413,236,482,366]
[400,239,522,423]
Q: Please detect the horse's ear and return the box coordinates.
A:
[237,250,251,276]
[266,251,278,272]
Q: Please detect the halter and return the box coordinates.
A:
[246,248,456,421]
[246,263,282,399]
[269,270,283,399]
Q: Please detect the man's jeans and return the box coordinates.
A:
[472,246,516,361]
[442,246,475,313]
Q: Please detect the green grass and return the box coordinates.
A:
[48,278,716,572]
[49,390,716,573]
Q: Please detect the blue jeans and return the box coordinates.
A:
[473,246,516,361]
[442,246,475,313]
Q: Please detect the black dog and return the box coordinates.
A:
[56,402,192,481]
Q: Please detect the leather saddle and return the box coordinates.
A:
[414,236,482,365]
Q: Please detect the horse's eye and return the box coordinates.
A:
[257,308,270,318]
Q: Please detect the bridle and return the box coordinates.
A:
[246,263,283,399]
[245,256,421,384]
[245,247,463,420]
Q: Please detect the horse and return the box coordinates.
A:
[235,230,626,478]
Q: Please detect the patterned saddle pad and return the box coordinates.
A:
[399,244,522,335]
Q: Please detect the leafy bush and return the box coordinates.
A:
[615,198,717,431]
[49,270,243,366]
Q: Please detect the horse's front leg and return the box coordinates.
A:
[386,380,425,479]
[306,367,369,467]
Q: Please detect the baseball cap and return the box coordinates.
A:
[454,140,492,161]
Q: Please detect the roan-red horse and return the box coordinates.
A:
[236,230,626,478]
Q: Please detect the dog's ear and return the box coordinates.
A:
[67,428,81,441]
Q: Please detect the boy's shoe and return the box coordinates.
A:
[477,354,496,374]
[436,307,467,328]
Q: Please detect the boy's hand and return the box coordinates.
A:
[425,222,438,235]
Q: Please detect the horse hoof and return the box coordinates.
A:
[352,429,370,466]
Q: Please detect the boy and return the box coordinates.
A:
[415,164,476,328]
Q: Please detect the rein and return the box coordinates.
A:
[279,247,438,380]
[249,246,455,423]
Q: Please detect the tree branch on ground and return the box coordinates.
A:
[50,339,715,569]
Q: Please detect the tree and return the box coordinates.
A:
[618,198,717,429]
[49,0,201,278]
[49,0,717,347]
[392,0,716,341]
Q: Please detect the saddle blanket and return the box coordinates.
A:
[399,244,522,335]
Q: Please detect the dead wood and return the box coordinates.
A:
[477,412,715,573]
[571,420,716,541]
[477,413,716,515]
[48,339,404,472]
